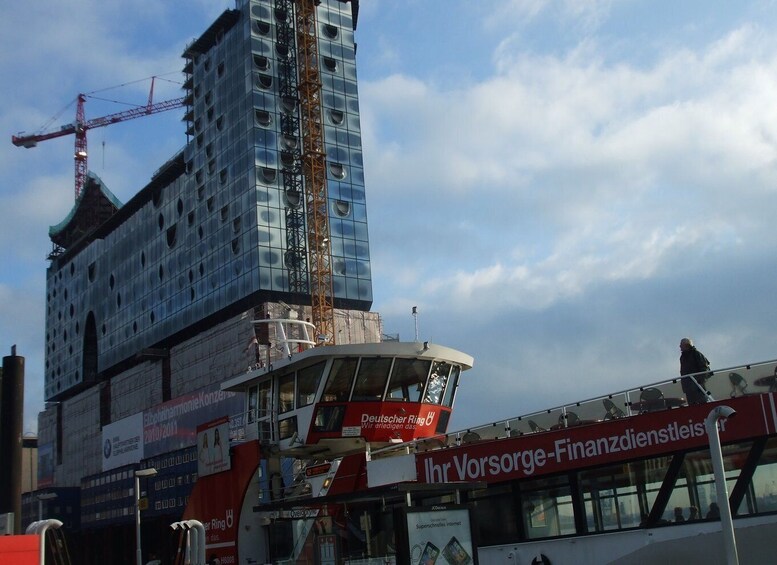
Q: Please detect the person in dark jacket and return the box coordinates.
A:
[680,337,710,405]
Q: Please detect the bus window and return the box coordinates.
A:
[352,358,393,401]
[424,361,451,404]
[386,358,431,401]
[297,361,326,407]
[323,358,359,401]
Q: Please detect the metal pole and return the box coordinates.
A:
[135,473,142,565]
[135,468,157,565]
[704,405,739,565]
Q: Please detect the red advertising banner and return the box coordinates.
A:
[183,441,260,564]
[418,395,777,484]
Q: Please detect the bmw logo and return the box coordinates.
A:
[103,438,112,459]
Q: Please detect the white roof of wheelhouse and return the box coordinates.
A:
[220,341,474,393]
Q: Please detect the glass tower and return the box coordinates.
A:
[43,0,371,400]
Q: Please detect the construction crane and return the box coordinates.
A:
[11,78,185,200]
[296,0,336,346]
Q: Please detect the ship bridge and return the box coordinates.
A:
[221,318,474,459]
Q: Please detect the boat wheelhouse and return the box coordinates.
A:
[180,323,777,564]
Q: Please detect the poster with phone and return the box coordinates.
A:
[406,507,476,564]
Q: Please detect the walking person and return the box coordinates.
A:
[680,337,711,405]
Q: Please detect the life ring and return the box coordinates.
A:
[531,554,551,565]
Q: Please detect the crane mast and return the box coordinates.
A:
[11,80,185,200]
[296,0,336,346]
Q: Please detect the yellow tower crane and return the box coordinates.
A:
[295,0,336,346]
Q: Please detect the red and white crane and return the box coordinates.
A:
[11,78,185,200]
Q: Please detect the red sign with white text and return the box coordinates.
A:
[307,402,449,444]
[418,395,777,484]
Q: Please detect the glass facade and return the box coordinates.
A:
[44,0,372,400]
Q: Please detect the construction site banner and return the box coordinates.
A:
[102,412,144,471]
[143,385,244,458]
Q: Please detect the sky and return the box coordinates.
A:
[2,0,777,435]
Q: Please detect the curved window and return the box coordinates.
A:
[166,225,177,248]
[329,110,345,125]
[424,361,452,404]
[255,109,272,126]
[255,20,271,35]
[335,200,350,217]
[352,358,392,401]
[387,358,432,402]
[323,24,338,39]
[281,135,297,150]
[254,55,270,70]
[256,74,273,90]
[441,366,461,407]
[323,358,359,402]
[329,163,346,179]
[285,188,302,207]
[323,57,338,72]
[260,167,277,184]
[298,362,326,407]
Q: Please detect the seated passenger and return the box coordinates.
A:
[706,502,720,520]
[673,506,685,522]
[688,505,699,521]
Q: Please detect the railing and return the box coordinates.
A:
[386,358,777,455]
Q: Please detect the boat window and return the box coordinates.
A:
[579,461,651,532]
[664,442,750,522]
[247,386,258,423]
[313,405,346,433]
[323,358,359,401]
[278,372,295,413]
[352,358,393,401]
[386,358,431,401]
[520,475,576,540]
[278,416,297,440]
[470,484,519,545]
[257,380,272,413]
[297,361,326,407]
[441,365,461,407]
[746,436,777,514]
[424,361,451,404]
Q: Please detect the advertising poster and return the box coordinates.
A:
[37,442,55,488]
[102,412,144,471]
[406,507,476,565]
[417,396,773,485]
[197,417,231,477]
[143,386,244,457]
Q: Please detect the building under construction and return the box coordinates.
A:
[30,1,380,561]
